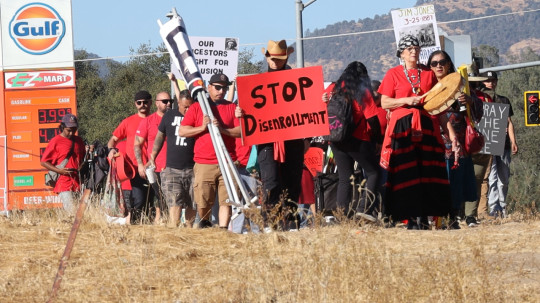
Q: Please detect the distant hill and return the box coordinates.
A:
[292,0,540,81]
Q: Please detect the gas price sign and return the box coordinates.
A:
[4,85,77,209]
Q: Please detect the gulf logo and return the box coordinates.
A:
[8,3,66,55]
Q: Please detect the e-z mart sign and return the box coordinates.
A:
[237,66,329,146]
[476,102,510,156]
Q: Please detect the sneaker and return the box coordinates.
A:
[356,212,377,223]
[198,219,213,229]
[447,220,461,230]
[465,216,479,227]
[407,220,419,230]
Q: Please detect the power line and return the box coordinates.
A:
[298,8,540,42]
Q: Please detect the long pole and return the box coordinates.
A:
[158,9,257,212]
[48,189,92,303]
[296,0,304,68]
[295,0,317,68]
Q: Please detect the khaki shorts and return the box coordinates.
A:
[160,167,194,209]
[193,163,237,208]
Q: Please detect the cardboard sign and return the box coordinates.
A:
[304,147,324,177]
[170,36,239,84]
[236,66,329,146]
[391,5,441,65]
[476,102,510,156]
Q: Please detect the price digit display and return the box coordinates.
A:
[39,128,61,143]
[38,108,72,124]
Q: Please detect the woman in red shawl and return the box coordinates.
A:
[378,35,457,229]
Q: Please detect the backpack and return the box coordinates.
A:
[324,93,356,142]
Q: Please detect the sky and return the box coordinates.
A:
[72,0,416,61]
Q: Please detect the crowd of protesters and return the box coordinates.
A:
[40,36,517,231]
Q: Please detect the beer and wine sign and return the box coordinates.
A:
[0,0,76,211]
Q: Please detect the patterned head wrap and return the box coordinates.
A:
[396,34,420,58]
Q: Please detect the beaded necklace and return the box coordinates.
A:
[403,65,421,95]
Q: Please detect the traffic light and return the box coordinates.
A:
[524,91,540,126]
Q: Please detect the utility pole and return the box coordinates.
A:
[295,0,317,68]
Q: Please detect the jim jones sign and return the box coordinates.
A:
[1,0,74,69]
[237,66,328,146]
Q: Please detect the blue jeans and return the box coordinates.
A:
[488,149,511,214]
[230,169,261,233]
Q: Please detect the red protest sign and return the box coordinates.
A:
[236,66,329,146]
[304,147,324,177]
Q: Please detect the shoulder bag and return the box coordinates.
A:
[45,139,75,187]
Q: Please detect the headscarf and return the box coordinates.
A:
[396,35,420,58]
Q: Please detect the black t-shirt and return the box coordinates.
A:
[158,109,195,169]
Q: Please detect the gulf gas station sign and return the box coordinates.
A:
[2,1,73,69]
[1,0,76,212]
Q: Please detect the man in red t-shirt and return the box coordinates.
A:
[179,73,240,228]
[41,114,86,213]
[134,91,172,223]
[107,90,152,223]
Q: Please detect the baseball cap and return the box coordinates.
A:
[479,71,498,81]
[61,113,78,128]
[209,74,231,85]
[134,90,152,101]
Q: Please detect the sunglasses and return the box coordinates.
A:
[157,99,174,104]
[212,84,229,91]
[136,100,150,106]
[430,59,448,67]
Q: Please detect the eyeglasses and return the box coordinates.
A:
[157,99,174,104]
[430,59,448,67]
[406,46,420,53]
[136,100,150,106]
[212,84,229,91]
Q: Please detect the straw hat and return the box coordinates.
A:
[261,40,294,59]
[463,63,488,82]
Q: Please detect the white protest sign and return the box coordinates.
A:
[391,5,441,65]
[171,36,239,84]
[477,102,510,156]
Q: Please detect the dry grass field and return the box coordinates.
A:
[1,205,539,303]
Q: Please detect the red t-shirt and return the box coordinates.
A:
[136,112,166,172]
[235,138,251,166]
[112,114,147,166]
[41,134,85,193]
[378,65,436,102]
[181,100,239,164]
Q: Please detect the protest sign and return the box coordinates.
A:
[476,102,510,156]
[391,5,441,64]
[236,66,328,146]
[171,36,239,84]
[304,147,324,177]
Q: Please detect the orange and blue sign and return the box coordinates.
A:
[8,2,66,55]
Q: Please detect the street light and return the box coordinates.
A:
[295,0,317,68]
